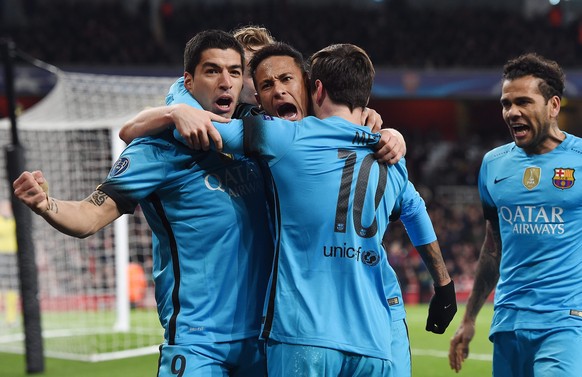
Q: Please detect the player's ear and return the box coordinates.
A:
[184,72,194,91]
[549,95,561,118]
[255,93,262,108]
[314,79,325,106]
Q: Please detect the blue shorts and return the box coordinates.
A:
[157,337,266,377]
[391,319,411,377]
[492,326,582,377]
[265,339,392,377]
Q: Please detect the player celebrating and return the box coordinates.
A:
[13,30,273,377]
[449,53,582,376]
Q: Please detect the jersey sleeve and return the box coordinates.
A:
[239,115,296,164]
[173,114,296,163]
[398,181,437,246]
[478,153,497,221]
[98,137,174,214]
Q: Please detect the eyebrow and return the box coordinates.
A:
[201,62,243,71]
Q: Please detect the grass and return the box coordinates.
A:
[408,303,493,377]
[1,304,493,377]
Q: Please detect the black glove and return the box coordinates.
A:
[425,280,457,334]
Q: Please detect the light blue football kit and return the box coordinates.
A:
[179,114,419,376]
[97,80,273,376]
[478,132,582,376]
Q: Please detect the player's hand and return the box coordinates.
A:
[426,280,457,334]
[374,128,406,165]
[449,320,475,373]
[13,170,51,215]
[361,107,383,132]
[170,104,229,151]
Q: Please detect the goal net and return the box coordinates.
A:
[0,69,177,361]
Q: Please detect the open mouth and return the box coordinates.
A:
[511,124,529,137]
[276,103,298,120]
[216,96,233,111]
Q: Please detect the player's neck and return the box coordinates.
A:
[314,103,362,125]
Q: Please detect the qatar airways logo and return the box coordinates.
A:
[203,165,261,197]
[499,205,565,235]
[323,244,380,267]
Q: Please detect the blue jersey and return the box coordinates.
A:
[478,132,582,337]
[165,77,202,108]
[189,115,410,359]
[98,130,273,345]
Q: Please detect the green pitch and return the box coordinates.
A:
[408,303,493,376]
[1,304,493,377]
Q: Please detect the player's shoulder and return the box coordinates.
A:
[243,114,291,131]
[562,132,582,153]
[482,141,516,164]
[388,157,409,181]
[126,129,185,152]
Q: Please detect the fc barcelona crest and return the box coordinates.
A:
[522,167,541,190]
[552,168,575,189]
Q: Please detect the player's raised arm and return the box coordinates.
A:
[361,107,383,132]
[13,170,121,238]
[120,104,229,148]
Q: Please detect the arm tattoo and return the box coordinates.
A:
[417,243,450,285]
[85,191,109,207]
[465,220,501,319]
[48,198,58,213]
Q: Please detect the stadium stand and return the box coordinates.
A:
[1,1,582,68]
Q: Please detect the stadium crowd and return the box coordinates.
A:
[2,1,582,68]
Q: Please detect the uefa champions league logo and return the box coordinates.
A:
[110,157,130,177]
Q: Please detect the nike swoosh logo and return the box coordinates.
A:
[444,304,452,309]
[494,176,510,184]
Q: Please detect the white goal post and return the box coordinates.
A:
[0,69,177,361]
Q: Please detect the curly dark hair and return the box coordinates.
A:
[502,53,565,101]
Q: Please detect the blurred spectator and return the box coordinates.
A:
[1,1,582,68]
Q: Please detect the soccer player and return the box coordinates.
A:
[13,30,273,377]
[177,42,455,377]
[449,53,582,376]
[247,43,455,374]
[232,25,276,115]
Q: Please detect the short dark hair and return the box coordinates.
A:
[183,29,245,75]
[502,53,565,101]
[309,44,374,111]
[249,42,309,86]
